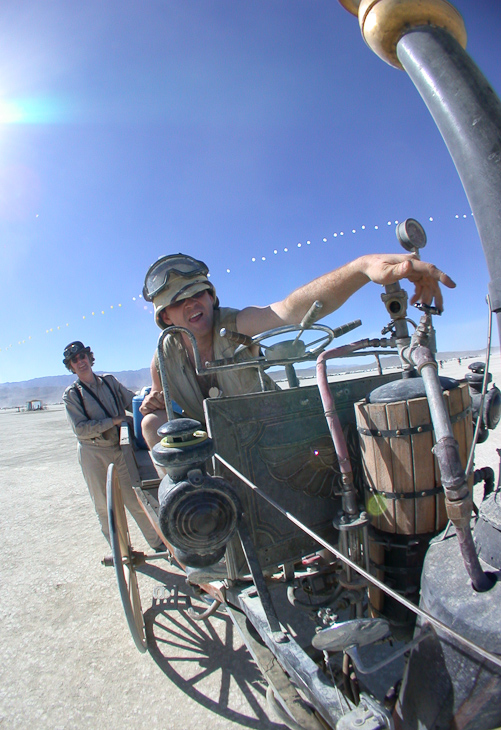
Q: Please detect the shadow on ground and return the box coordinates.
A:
[139,563,285,729]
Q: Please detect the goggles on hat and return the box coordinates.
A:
[142,254,209,302]
[64,342,86,360]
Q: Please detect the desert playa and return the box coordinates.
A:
[1,356,500,729]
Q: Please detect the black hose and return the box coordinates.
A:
[474,466,495,499]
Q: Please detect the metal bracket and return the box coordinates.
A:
[237,521,287,640]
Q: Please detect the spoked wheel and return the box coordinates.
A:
[107,463,147,653]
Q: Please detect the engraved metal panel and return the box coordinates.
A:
[205,372,399,568]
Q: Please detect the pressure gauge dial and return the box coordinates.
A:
[396,218,427,253]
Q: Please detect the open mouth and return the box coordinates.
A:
[189,312,203,323]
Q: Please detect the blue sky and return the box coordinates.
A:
[0,0,500,383]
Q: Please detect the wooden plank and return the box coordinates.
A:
[366,403,395,533]
[450,385,469,500]
[386,401,414,535]
[120,441,141,487]
[432,389,446,530]
[435,390,446,490]
[407,396,440,533]
[443,384,473,495]
[133,486,166,545]
[355,402,380,530]
[448,386,466,468]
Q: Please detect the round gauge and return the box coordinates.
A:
[396,218,427,252]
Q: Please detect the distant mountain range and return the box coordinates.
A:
[0,349,489,409]
[0,368,152,409]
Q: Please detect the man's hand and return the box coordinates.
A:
[361,253,456,313]
[139,389,165,416]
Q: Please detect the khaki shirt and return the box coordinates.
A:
[63,374,135,447]
[155,307,278,423]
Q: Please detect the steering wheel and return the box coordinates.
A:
[204,299,361,374]
[232,322,335,366]
[223,303,362,368]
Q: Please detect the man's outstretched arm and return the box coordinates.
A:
[236,253,456,337]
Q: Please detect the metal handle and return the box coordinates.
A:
[293,301,324,345]
[300,300,323,330]
[220,328,254,347]
[332,319,362,339]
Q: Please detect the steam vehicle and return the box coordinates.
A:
[104,2,501,728]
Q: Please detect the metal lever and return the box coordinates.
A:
[300,300,323,329]
[293,300,323,345]
[220,328,254,347]
[414,302,442,316]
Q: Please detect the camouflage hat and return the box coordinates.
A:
[143,254,218,329]
[153,275,217,329]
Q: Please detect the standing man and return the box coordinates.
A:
[63,341,163,551]
[140,252,456,448]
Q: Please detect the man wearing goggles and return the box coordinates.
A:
[140,252,455,450]
[62,341,163,551]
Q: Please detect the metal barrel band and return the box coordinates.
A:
[449,404,472,422]
[366,486,444,500]
[357,404,471,438]
[357,423,433,438]
[369,559,422,577]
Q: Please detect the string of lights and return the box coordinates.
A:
[0,211,474,355]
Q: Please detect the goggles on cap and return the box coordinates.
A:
[63,341,92,369]
[64,342,86,360]
[143,254,209,302]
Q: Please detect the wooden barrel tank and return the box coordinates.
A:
[354,379,472,630]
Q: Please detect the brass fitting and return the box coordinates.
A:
[445,494,473,529]
[357,0,466,69]
[337,0,361,16]
[381,287,408,319]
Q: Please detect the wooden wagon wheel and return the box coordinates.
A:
[106,463,147,653]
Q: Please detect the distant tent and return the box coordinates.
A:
[26,400,43,411]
